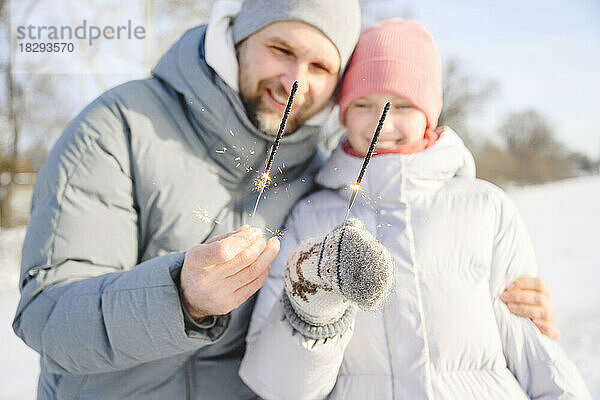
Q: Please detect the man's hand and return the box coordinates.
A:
[501,277,560,339]
[180,225,280,322]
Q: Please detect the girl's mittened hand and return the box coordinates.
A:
[283,218,395,329]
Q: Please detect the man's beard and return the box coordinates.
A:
[240,78,314,136]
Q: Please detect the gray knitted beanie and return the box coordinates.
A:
[232,0,362,74]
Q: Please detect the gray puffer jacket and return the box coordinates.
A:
[13,26,324,399]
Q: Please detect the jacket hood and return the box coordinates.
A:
[315,127,476,206]
[151,25,321,182]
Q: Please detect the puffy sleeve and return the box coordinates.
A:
[240,204,353,400]
[13,90,228,376]
[489,191,591,399]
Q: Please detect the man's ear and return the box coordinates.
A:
[234,40,245,60]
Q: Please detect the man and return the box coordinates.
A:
[12,0,558,398]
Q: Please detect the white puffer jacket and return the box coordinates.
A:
[240,129,590,400]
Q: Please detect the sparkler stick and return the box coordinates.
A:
[344,102,391,220]
[250,81,299,225]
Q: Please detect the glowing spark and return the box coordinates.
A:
[349,183,362,191]
[265,227,285,240]
[253,172,272,192]
[278,166,283,175]
[230,130,235,136]
[193,207,214,224]
[235,162,240,168]
[215,147,227,154]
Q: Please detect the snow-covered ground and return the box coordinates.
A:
[0,227,38,400]
[1,176,599,399]
[508,175,600,398]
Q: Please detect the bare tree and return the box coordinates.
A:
[438,57,498,149]
[148,0,217,70]
[0,0,32,227]
[498,110,575,185]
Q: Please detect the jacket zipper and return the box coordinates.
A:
[186,357,194,400]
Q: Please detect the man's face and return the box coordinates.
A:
[237,21,340,136]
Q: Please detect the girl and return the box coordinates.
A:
[239,18,589,399]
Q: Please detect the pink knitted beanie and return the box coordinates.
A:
[338,18,443,131]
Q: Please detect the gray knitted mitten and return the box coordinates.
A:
[283,218,394,339]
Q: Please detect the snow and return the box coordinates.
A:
[0,226,38,400]
[1,176,598,399]
[507,176,600,397]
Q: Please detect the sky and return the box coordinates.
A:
[363,0,600,157]
[6,0,600,158]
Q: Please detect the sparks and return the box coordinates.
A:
[253,172,272,192]
[193,207,213,224]
[349,183,362,191]
[265,227,285,240]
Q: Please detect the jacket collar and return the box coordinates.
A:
[151,25,322,183]
[315,128,476,206]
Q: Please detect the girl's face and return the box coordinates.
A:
[344,93,427,155]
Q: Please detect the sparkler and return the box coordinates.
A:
[250,81,299,225]
[344,102,391,220]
